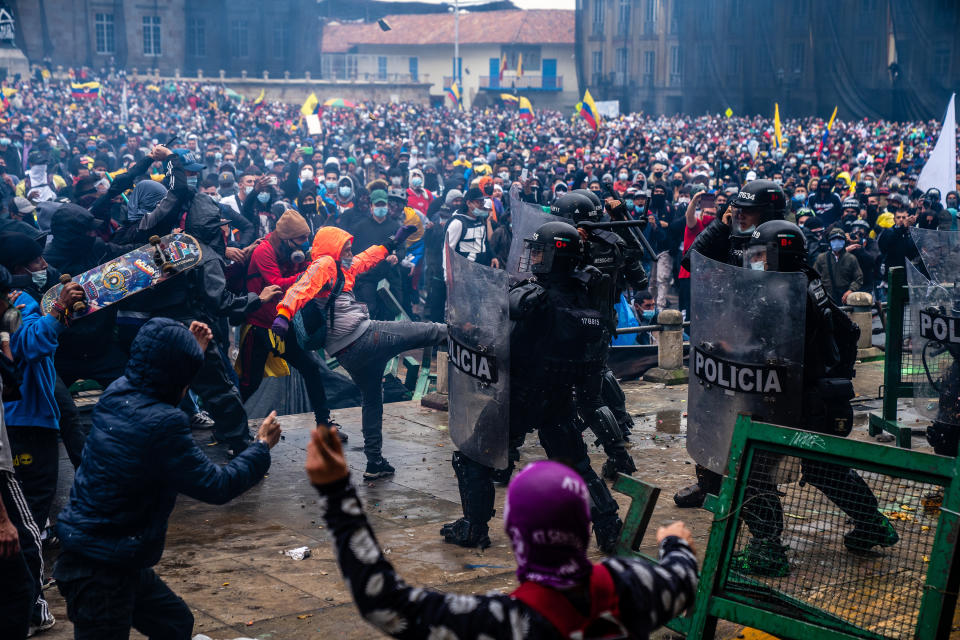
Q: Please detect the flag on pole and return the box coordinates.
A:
[447,82,462,110]
[300,92,319,116]
[253,88,265,112]
[499,54,508,82]
[518,96,534,122]
[773,103,783,149]
[500,93,519,104]
[577,89,601,133]
[516,53,523,78]
[896,141,904,164]
[817,106,838,156]
[918,93,956,207]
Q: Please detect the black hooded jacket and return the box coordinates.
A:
[44,204,133,277]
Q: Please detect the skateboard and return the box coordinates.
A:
[41,233,202,318]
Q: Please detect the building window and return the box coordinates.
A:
[409,57,418,81]
[592,0,605,35]
[645,0,657,33]
[933,45,951,76]
[503,46,541,72]
[669,45,681,85]
[95,13,115,55]
[272,23,291,60]
[186,18,205,57]
[790,42,804,73]
[727,46,740,78]
[230,20,248,57]
[643,50,655,86]
[697,45,710,75]
[615,47,627,85]
[378,56,387,80]
[670,0,680,33]
[591,50,603,85]
[617,0,630,36]
[142,15,161,56]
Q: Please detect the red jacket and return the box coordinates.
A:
[245,232,307,328]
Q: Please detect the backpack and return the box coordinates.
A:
[510,564,629,640]
[291,263,345,352]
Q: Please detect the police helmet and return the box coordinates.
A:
[550,192,596,224]
[842,197,860,212]
[521,221,582,275]
[572,188,604,218]
[730,179,786,223]
[743,220,807,273]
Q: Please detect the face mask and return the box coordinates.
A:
[257,191,271,204]
[749,260,766,271]
[339,186,352,198]
[86,145,96,153]
[214,152,222,161]
[186,176,198,189]
[830,238,845,251]
[410,177,423,188]
[625,199,634,208]
[651,193,665,208]
[341,256,353,269]
[472,207,489,219]
[792,194,805,204]
[0,138,10,146]
[301,168,314,181]
[363,158,372,166]
[30,269,47,289]
[325,180,337,191]
[290,250,306,264]
[866,204,878,216]
[373,206,388,218]
[244,185,254,196]
[619,173,628,181]
[391,176,403,186]
[499,172,510,181]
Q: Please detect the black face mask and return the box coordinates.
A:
[300,201,317,216]
[651,193,666,209]
[866,204,878,217]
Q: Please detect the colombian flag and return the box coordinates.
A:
[517,53,523,78]
[499,54,508,82]
[300,92,319,116]
[773,103,783,149]
[71,81,101,99]
[518,96,534,122]
[447,82,462,110]
[816,106,838,156]
[577,89,601,133]
[253,88,265,112]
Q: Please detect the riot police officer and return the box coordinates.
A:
[733,221,897,576]
[441,221,623,552]
[552,191,646,478]
[676,179,788,506]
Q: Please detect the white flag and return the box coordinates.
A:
[918,93,956,207]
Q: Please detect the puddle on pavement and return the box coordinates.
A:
[632,409,686,435]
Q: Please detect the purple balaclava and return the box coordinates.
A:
[504,460,592,589]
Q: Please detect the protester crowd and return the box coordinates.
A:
[0,72,957,637]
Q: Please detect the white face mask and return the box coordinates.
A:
[341,256,353,269]
[749,260,765,271]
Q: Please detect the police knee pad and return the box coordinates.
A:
[601,369,626,404]
[927,423,960,457]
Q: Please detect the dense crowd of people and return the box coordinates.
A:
[0,72,956,638]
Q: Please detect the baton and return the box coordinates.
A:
[578,219,658,261]
[103,171,129,205]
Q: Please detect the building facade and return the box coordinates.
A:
[321,10,577,110]
[10,0,317,78]
[576,0,960,121]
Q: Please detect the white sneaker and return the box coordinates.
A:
[190,410,216,429]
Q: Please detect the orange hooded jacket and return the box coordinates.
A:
[275,226,387,321]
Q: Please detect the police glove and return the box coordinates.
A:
[271,316,290,339]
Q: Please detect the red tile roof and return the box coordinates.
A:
[321,10,574,53]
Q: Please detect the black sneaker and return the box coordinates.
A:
[318,419,348,443]
[363,458,395,479]
[441,518,491,549]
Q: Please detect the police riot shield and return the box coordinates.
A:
[906,228,960,427]
[444,243,511,469]
[507,191,564,276]
[687,251,807,474]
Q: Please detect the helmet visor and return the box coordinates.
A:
[743,245,768,271]
[520,238,553,274]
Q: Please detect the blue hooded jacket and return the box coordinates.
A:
[56,318,271,567]
[3,291,63,429]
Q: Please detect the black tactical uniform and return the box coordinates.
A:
[442,221,623,552]
[550,191,646,479]
[733,221,898,576]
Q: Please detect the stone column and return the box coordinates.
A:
[643,309,688,384]
[846,291,883,360]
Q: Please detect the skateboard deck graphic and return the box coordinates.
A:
[41,233,202,318]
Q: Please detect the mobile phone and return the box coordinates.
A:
[268,176,277,185]
[699,193,716,210]
[299,146,314,155]
[521,168,528,181]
